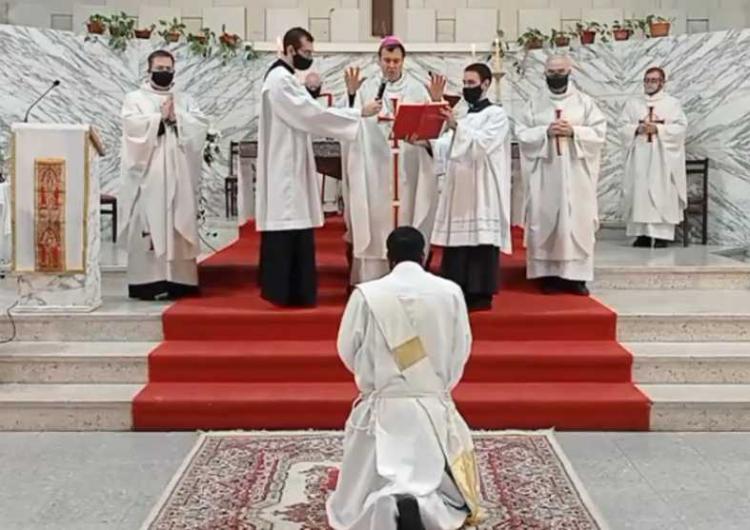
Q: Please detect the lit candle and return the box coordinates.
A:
[494,37,501,71]
[471,43,476,59]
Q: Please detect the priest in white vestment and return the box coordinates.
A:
[119,50,209,300]
[255,27,381,307]
[621,66,688,248]
[327,227,482,530]
[342,36,441,285]
[431,63,512,311]
[516,55,606,296]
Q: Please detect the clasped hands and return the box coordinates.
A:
[161,97,176,124]
[636,121,659,136]
[548,119,574,138]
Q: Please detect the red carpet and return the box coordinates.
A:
[133,218,650,431]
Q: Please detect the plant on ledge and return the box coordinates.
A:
[575,21,608,44]
[243,42,259,62]
[218,26,242,64]
[134,24,155,39]
[158,17,186,44]
[86,14,107,35]
[107,12,135,51]
[646,15,672,38]
[517,28,546,50]
[550,28,574,48]
[187,28,215,58]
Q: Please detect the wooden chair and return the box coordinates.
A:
[681,159,709,247]
[100,194,117,242]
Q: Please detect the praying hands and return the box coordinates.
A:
[548,119,574,137]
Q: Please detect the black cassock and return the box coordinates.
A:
[440,245,499,310]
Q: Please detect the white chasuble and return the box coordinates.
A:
[327,262,478,530]
[118,85,208,287]
[516,86,606,281]
[431,104,513,253]
[343,74,435,284]
[255,62,361,232]
[620,91,688,240]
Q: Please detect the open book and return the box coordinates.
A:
[392,102,450,141]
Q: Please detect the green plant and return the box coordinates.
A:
[243,42,259,62]
[646,14,672,24]
[86,14,108,34]
[158,17,186,43]
[187,27,215,58]
[575,21,609,43]
[107,11,135,51]
[549,28,574,47]
[517,28,547,50]
[218,27,242,64]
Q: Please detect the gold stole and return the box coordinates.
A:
[34,158,66,272]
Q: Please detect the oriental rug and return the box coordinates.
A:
[143,431,609,530]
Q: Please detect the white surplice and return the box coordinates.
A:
[343,74,435,284]
[118,84,208,289]
[621,91,688,241]
[516,85,607,281]
[327,262,482,530]
[431,103,512,254]
[256,61,361,232]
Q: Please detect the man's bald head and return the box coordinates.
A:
[545,55,573,76]
[304,71,321,89]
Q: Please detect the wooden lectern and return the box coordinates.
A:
[10,123,105,312]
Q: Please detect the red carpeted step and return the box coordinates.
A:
[147,340,633,383]
[132,381,650,431]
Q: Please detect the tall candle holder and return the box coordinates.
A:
[490,35,506,103]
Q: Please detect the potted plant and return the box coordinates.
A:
[86,14,108,35]
[107,11,135,51]
[550,28,573,48]
[575,21,605,45]
[517,28,546,50]
[134,24,155,39]
[610,20,632,41]
[159,17,186,43]
[647,14,672,38]
[243,42,259,62]
[218,25,242,63]
[187,28,215,58]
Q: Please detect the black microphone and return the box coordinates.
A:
[24,80,61,123]
[376,80,387,100]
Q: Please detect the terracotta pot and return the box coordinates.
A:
[613,28,631,41]
[554,36,570,47]
[220,33,240,46]
[579,30,596,45]
[87,21,105,35]
[649,21,670,38]
[165,31,181,43]
[525,38,544,50]
[134,28,152,39]
[193,35,208,44]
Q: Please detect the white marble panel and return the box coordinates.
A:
[265,8,309,42]
[406,8,437,42]
[202,7,246,39]
[455,8,498,43]
[581,8,625,25]
[518,8,561,33]
[137,6,182,29]
[331,8,360,42]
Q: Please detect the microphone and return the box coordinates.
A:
[376,80,387,101]
[24,80,61,123]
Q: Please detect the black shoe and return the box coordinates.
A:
[395,495,425,530]
[567,280,590,296]
[653,238,669,248]
[541,276,561,294]
[467,294,493,311]
[632,236,652,248]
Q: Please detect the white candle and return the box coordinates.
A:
[493,37,501,70]
[471,43,476,59]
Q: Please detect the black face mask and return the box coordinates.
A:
[307,86,321,99]
[293,52,313,71]
[546,74,569,92]
[462,85,483,105]
[151,71,174,88]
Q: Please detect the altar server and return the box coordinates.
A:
[327,227,481,530]
[119,50,208,300]
[621,66,688,248]
[431,63,512,310]
[516,55,607,296]
[256,27,381,307]
[342,36,442,285]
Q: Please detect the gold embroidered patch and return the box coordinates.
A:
[393,336,426,371]
[34,158,66,273]
[451,450,484,525]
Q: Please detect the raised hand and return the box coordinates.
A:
[345,67,366,96]
[428,73,447,102]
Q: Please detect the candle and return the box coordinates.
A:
[493,37,502,71]
[471,43,476,59]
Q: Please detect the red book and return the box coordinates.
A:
[391,102,449,141]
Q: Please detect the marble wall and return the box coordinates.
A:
[0,24,748,245]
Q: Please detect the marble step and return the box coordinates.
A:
[628,342,750,383]
[0,342,154,384]
[593,265,750,290]
[0,384,142,431]
[595,289,750,342]
[640,384,750,431]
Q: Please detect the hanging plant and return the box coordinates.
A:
[107,11,135,51]
[188,28,215,58]
[158,17,186,44]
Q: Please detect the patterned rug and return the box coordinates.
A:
[143,431,608,530]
